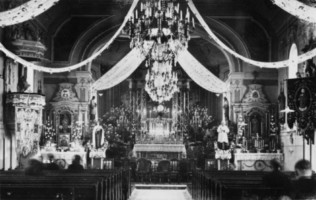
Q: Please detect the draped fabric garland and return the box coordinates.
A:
[272,0,316,23]
[92,48,145,90]
[177,49,227,93]
[0,0,140,73]
[0,0,59,27]
[187,0,316,69]
[0,0,315,76]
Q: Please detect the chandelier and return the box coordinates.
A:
[125,0,194,103]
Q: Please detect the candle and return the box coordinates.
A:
[136,10,138,19]
[192,17,195,28]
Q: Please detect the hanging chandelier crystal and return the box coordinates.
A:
[124,0,194,103]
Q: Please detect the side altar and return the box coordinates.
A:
[40,83,89,168]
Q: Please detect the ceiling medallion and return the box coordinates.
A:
[125,0,194,103]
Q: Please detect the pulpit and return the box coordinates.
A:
[5,93,46,168]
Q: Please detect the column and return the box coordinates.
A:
[0,28,5,170]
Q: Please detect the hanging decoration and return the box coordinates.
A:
[177,49,227,94]
[92,48,145,90]
[271,0,316,23]
[0,0,60,27]
[125,0,195,103]
[0,0,140,73]
[187,0,316,69]
[1,0,316,76]
[289,43,298,79]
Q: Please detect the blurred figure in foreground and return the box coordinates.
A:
[25,159,44,176]
[67,155,84,172]
[290,159,316,200]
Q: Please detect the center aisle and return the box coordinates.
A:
[129,184,192,200]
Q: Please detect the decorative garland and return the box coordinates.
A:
[92,48,145,90]
[177,49,227,93]
[0,0,60,27]
[0,0,315,75]
[187,0,316,68]
[272,0,316,23]
[0,0,139,73]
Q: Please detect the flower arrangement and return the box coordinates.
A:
[72,121,83,140]
[100,105,140,158]
[175,104,216,143]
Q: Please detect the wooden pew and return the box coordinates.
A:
[0,168,131,200]
[191,170,291,200]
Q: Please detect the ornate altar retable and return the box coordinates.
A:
[234,152,283,171]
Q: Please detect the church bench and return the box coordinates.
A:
[0,169,131,200]
[191,170,288,200]
[0,176,101,200]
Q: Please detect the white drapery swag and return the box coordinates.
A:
[0,0,140,73]
[187,0,316,68]
[178,49,227,94]
[0,0,59,27]
[272,0,316,23]
[92,48,145,91]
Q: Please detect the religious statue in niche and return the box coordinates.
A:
[296,87,311,112]
[59,113,71,134]
[223,97,229,122]
[90,96,97,121]
[217,121,229,150]
[250,114,261,136]
[92,120,105,149]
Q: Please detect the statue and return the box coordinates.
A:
[217,121,229,150]
[298,88,309,112]
[92,121,105,149]
[305,59,316,77]
[89,96,97,121]
[223,97,229,122]
[17,75,30,92]
[60,114,71,134]
[251,115,260,135]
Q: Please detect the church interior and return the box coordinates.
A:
[0,0,316,199]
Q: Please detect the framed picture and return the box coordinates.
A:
[58,134,70,147]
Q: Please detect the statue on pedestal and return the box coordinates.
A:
[217,121,229,150]
[89,96,97,121]
[92,121,105,149]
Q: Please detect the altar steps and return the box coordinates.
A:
[129,184,192,200]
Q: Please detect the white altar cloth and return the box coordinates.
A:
[41,150,87,169]
[234,152,283,171]
[133,144,186,154]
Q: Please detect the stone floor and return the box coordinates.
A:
[129,184,192,200]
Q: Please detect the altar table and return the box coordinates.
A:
[234,153,283,171]
[41,150,87,169]
[133,144,186,160]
